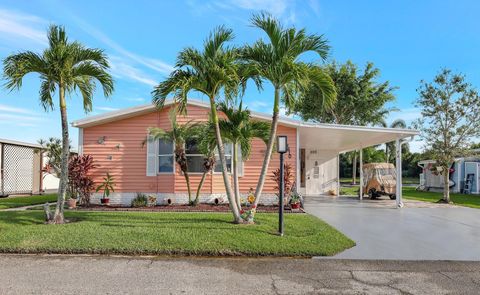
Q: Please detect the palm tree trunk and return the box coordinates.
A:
[443,167,450,203]
[233,142,241,212]
[385,144,388,163]
[253,87,280,207]
[195,171,208,205]
[52,85,68,224]
[209,96,242,223]
[184,171,192,205]
[352,152,357,185]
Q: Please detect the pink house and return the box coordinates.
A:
[72,99,418,206]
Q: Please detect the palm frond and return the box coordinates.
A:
[39,79,55,111]
[3,51,49,90]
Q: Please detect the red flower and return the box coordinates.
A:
[251,205,257,209]
[240,210,245,214]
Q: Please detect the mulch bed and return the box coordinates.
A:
[74,203,304,213]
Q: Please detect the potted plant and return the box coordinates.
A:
[67,196,77,209]
[96,173,115,205]
[290,192,301,209]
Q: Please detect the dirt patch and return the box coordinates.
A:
[74,204,304,213]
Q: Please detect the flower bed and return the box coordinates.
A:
[74,203,304,213]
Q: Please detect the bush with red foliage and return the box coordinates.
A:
[271,163,294,199]
[68,154,96,206]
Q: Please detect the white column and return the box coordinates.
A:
[359,148,363,200]
[337,154,340,196]
[395,138,403,208]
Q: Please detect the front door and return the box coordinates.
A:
[306,150,323,195]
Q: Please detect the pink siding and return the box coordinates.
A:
[82,104,297,194]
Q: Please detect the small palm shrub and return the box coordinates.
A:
[131,193,148,208]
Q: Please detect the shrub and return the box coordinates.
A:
[68,154,96,206]
[131,193,148,208]
[271,163,294,199]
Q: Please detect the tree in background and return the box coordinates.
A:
[193,120,217,206]
[294,60,396,184]
[218,101,270,212]
[242,13,336,207]
[415,69,480,203]
[3,25,113,224]
[379,119,407,163]
[36,137,65,178]
[152,26,244,222]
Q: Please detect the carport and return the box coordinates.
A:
[295,122,419,207]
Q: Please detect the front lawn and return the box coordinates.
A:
[403,187,480,209]
[0,211,354,257]
[0,194,57,209]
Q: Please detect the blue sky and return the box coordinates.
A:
[0,0,479,152]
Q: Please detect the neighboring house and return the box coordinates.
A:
[72,99,418,206]
[0,138,59,196]
[418,154,480,194]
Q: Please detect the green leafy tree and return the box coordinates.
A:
[242,13,336,207]
[152,26,244,222]
[36,137,65,178]
[218,101,270,212]
[2,25,113,224]
[415,69,480,203]
[148,110,198,205]
[294,60,396,184]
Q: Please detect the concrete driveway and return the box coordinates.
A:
[305,196,480,260]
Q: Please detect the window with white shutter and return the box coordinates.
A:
[146,135,158,176]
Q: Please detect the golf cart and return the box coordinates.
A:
[362,163,397,200]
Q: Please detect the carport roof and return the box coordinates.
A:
[71,98,419,152]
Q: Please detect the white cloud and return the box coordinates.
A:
[124,97,146,102]
[386,108,422,127]
[109,56,158,87]
[96,106,119,112]
[0,9,47,46]
[247,100,270,112]
[0,104,35,115]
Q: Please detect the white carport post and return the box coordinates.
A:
[359,148,363,200]
[395,138,404,208]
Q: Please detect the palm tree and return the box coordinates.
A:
[152,26,244,223]
[218,101,270,212]
[242,13,336,206]
[380,119,407,163]
[2,25,113,224]
[148,109,198,204]
[193,120,217,205]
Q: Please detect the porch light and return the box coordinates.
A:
[277,135,288,154]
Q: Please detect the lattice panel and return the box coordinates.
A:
[1,144,35,195]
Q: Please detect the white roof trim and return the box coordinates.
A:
[0,138,42,148]
[71,98,419,137]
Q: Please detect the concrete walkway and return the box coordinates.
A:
[305,196,480,260]
[0,203,56,211]
[1,255,480,294]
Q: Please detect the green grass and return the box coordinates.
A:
[403,187,480,209]
[340,186,359,196]
[0,211,355,257]
[0,194,57,210]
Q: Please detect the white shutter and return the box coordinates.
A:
[146,135,158,176]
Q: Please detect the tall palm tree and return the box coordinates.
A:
[242,13,336,206]
[193,120,217,205]
[218,101,270,212]
[148,110,198,204]
[2,25,113,224]
[152,26,244,223]
[380,119,407,163]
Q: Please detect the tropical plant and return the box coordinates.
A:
[218,100,270,212]
[290,192,301,204]
[152,26,244,223]
[379,119,407,163]
[414,69,480,203]
[96,173,115,200]
[193,120,217,205]
[242,13,336,207]
[131,193,148,208]
[148,109,198,204]
[2,25,114,223]
[67,154,96,206]
[271,163,294,200]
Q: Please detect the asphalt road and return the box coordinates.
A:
[0,255,479,294]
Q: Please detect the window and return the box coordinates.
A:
[158,139,174,173]
[186,138,204,173]
[214,143,233,173]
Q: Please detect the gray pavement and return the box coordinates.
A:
[1,254,480,294]
[305,196,480,260]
